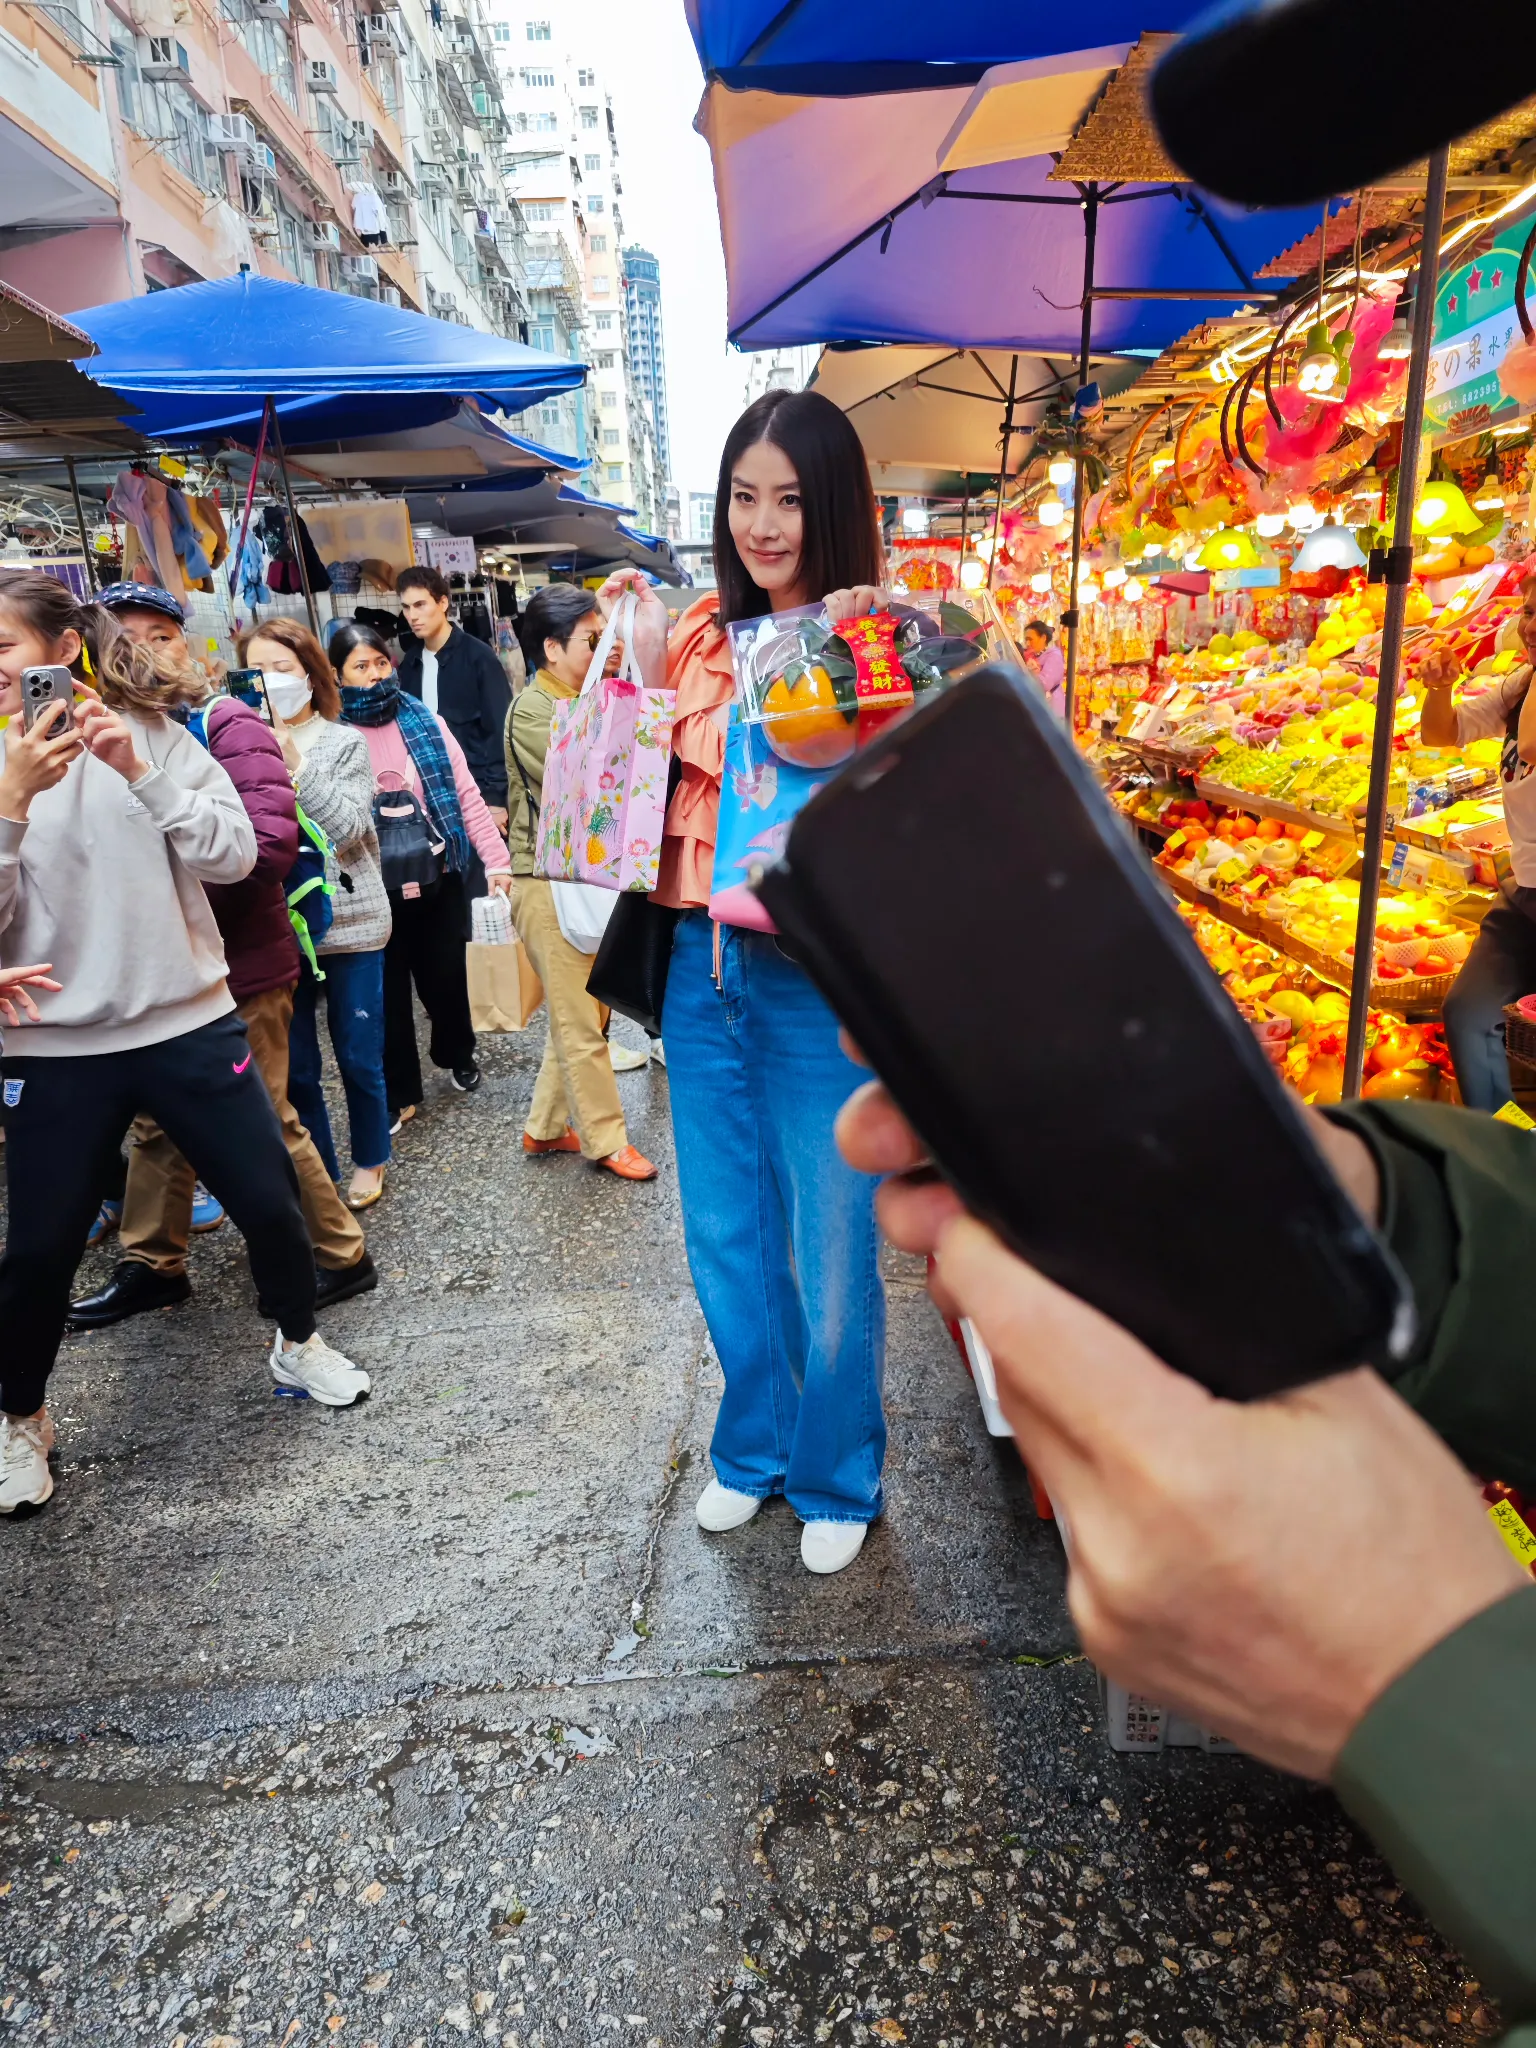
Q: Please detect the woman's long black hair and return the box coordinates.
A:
[712,389,883,627]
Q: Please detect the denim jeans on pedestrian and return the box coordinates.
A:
[1443,892,1536,1111]
[661,911,886,1525]
[288,948,392,1178]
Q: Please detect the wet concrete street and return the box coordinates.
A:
[0,1020,1497,2048]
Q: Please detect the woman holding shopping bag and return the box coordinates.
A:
[504,584,656,1182]
[605,389,889,1576]
[236,618,393,1211]
[330,622,512,1125]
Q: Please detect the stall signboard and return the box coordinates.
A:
[1426,203,1536,440]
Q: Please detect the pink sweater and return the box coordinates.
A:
[360,713,511,876]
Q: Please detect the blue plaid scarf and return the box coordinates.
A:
[341,681,472,875]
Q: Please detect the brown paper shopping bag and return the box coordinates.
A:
[467,941,543,1032]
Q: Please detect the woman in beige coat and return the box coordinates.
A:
[505,584,656,1182]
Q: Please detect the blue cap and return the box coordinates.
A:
[96,581,186,624]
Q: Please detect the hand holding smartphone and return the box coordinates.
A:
[20,665,76,736]
[753,669,1413,1400]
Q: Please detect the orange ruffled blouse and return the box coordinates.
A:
[651,593,735,910]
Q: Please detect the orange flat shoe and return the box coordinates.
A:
[523,1128,582,1155]
[598,1145,658,1181]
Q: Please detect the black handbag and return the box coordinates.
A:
[587,892,680,1036]
[373,770,445,900]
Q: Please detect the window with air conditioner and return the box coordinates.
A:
[595,351,614,369]
[493,20,509,38]
[577,67,594,85]
[533,111,556,132]
[587,194,603,214]
[579,104,597,128]
[520,67,553,86]
[525,18,549,37]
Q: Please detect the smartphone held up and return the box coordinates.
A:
[752,668,1413,1402]
[20,665,76,736]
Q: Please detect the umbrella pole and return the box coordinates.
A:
[1063,182,1100,735]
[65,457,97,591]
[986,358,1019,591]
[269,397,321,641]
[1343,147,1450,1099]
[958,474,970,557]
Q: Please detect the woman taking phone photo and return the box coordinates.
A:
[0,571,368,1515]
[330,621,513,1127]
[610,389,888,1575]
[237,618,393,1211]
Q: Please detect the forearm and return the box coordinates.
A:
[0,816,24,933]
[295,751,372,850]
[1518,682,1536,765]
[133,767,257,882]
[1420,685,1461,748]
[1325,1099,1536,1494]
[1335,1586,1536,2025]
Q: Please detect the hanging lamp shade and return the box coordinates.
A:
[1294,521,1369,574]
[1413,479,1481,536]
[1195,526,1261,570]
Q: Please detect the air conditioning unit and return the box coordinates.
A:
[381,284,402,307]
[351,119,374,149]
[307,57,338,93]
[342,254,379,283]
[363,11,397,43]
[209,110,257,155]
[380,166,407,194]
[252,142,277,177]
[429,286,457,312]
[251,0,288,19]
[140,36,191,84]
[450,32,475,55]
[306,218,342,249]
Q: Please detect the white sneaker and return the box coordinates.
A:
[269,1331,371,1407]
[801,1520,868,1574]
[609,1041,650,1072]
[651,1039,666,1068]
[0,1408,55,1514]
[696,1478,762,1532]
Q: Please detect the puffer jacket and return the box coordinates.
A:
[198,696,300,1001]
[288,715,391,954]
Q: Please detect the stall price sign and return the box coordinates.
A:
[1427,201,1536,441]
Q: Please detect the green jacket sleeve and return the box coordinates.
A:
[1324,1100,1536,1494]
[1335,1586,1536,2030]
[505,685,556,877]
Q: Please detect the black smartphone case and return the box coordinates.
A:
[753,668,1414,1400]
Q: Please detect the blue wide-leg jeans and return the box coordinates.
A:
[662,911,886,1524]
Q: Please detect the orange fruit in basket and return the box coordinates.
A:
[1364,1066,1438,1100]
[761,663,857,768]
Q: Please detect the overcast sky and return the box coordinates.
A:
[583,0,746,503]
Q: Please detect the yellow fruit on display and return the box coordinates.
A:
[761,663,857,767]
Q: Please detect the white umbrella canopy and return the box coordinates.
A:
[809,344,1148,492]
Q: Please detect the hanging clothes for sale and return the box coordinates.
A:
[256,505,332,595]
[107,469,182,596]
[459,592,493,645]
[349,183,389,247]
[164,483,212,586]
[188,497,229,580]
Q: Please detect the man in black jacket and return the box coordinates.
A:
[396,565,513,830]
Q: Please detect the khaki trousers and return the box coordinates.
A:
[120,985,366,1275]
[511,877,627,1160]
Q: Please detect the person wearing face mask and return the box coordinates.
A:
[236,620,393,1211]
[69,594,376,1332]
[603,389,891,1578]
[331,621,513,1124]
[504,583,657,1181]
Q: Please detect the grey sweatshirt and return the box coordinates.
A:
[0,710,256,1056]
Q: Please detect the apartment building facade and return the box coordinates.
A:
[621,244,667,479]
[0,0,541,379]
[489,5,666,527]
